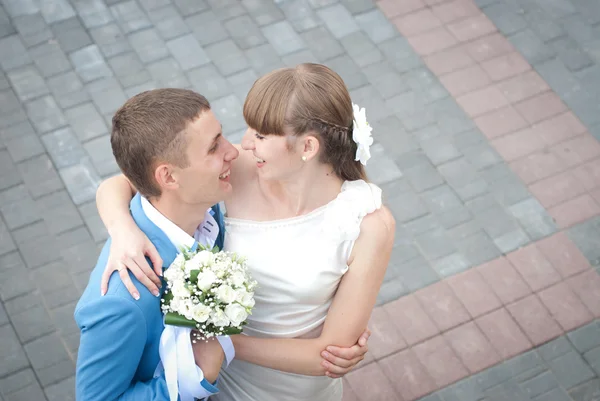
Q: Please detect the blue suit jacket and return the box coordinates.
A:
[75,194,226,401]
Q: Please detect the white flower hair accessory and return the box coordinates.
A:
[352,103,373,166]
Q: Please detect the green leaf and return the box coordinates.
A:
[164,312,198,328]
[221,326,243,335]
[162,290,174,304]
[190,270,200,283]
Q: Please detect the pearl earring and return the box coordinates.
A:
[302,156,307,162]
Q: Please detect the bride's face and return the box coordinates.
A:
[241,127,302,180]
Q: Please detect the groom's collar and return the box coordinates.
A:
[140,196,196,251]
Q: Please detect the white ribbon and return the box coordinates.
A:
[159,325,213,401]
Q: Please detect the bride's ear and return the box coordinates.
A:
[301,135,320,162]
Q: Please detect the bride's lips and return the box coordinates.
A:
[254,155,265,168]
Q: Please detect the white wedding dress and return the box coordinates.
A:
[213,180,382,401]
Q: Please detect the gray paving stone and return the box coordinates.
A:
[402,163,445,195]
[211,94,246,133]
[24,332,71,373]
[107,52,151,89]
[438,375,484,401]
[0,185,40,230]
[355,8,396,44]
[28,42,72,79]
[185,10,229,46]
[78,201,108,243]
[340,0,375,15]
[83,135,119,178]
[438,158,480,190]
[89,23,131,58]
[494,228,533,254]
[39,0,75,24]
[316,4,359,40]
[0,150,22,192]
[46,71,91,110]
[11,303,55,343]
[17,154,63,198]
[206,0,245,21]
[0,5,16,39]
[110,0,151,34]
[0,217,16,257]
[128,28,169,63]
[568,217,600,266]
[32,260,77,297]
[433,252,471,277]
[509,29,556,65]
[187,64,233,100]
[395,254,439,292]
[415,227,457,261]
[485,2,529,35]
[0,253,35,302]
[0,369,38,397]
[12,222,62,269]
[146,5,190,41]
[534,387,572,401]
[489,174,531,207]
[568,322,600,354]
[85,77,127,115]
[485,378,531,401]
[72,0,113,29]
[205,39,250,77]
[56,225,94,251]
[173,0,208,16]
[420,185,462,214]
[535,57,582,97]
[36,190,84,235]
[44,376,75,401]
[308,0,339,7]
[301,26,344,62]
[0,324,29,377]
[584,346,600,376]
[224,14,266,50]
[349,85,393,123]
[376,274,408,305]
[325,54,368,90]
[279,0,323,32]
[340,31,383,67]
[243,43,285,75]
[455,231,502,267]
[2,0,39,18]
[228,68,259,102]
[6,66,48,103]
[364,143,403,185]
[41,128,87,169]
[167,34,210,70]
[64,103,108,143]
[138,0,172,11]
[282,49,319,66]
[51,16,93,54]
[404,214,442,236]
[437,205,473,230]
[12,13,52,48]
[538,336,575,361]
[242,0,285,26]
[60,237,100,274]
[548,351,596,389]
[262,20,306,56]
[374,116,418,158]
[520,370,560,399]
[510,198,557,241]
[386,185,429,223]
[25,95,67,134]
[552,37,594,72]
[378,36,423,74]
[59,160,101,206]
[362,62,410,100]
[569,379,600,401]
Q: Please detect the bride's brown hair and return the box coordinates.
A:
[243,63,367,182]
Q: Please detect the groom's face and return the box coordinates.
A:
[171,110,239,205]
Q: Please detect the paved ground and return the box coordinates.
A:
[0,0,599,400]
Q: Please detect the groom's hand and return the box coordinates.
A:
[320,328,371,378]
[192,336,225,383]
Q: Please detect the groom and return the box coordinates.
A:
[75,89,369,401]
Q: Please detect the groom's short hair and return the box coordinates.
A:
[111,88,210,198]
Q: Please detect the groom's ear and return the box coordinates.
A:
[302,135,320,161]
[154,163,178,191]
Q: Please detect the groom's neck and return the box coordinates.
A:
[149,195,211,237]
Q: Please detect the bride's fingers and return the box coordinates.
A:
[324,343,365,361]
[118,265,140,300]
[321,350,353,369]
[100,263,116,296]
[133,254,162,287]
[127,258,160,297]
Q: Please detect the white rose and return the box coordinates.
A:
[236,291,255,308]
[171,282,191,298]
[230,271,246,287]
[225,303,248,326]
[197,270,218,291]
[170,253,185,270]
[216,285,236,304]
[192,250,215,267]
[191,303,211,323]
[210,309,230,327]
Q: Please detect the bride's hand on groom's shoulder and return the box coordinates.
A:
[321,328,371,379]
[100,220,163,299]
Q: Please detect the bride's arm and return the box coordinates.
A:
[96,174,163,298]
[231,206,395,376]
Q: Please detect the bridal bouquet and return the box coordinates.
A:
[161,246,257,342]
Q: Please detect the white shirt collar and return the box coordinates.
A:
[140,196,218,251]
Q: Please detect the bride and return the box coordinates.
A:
[96,63,395,400]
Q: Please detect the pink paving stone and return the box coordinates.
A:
[591,188,600,205]
[430,0,481,23]
[342,380,361,401]
[481,52,531,82]
[507,244,562,292]
[424,0,453,5]
[367,307,408,360]
[456,85,509,117]
[491,127,546,162]
[439,64,492,96]
[510,151,568,185]
[476,308,532,360]
[447,13,497,42]
[393,8,442,37]
[444,321,502,373]
[474,105,529,139]
[378,0,426,18]
[572,158,600,190]
[462,32,514,62]
[407,27,459,56]
[414,281,471,332]
[424,46,476,75]
[538,281,594,332]
[550,134,600,168]
[548,194,600,229]
[477,257,532,305]
[379,349,437,401]
[413,336,470,388]
[528,171,588,209]
[568,270,600,317]
[384,295,440,346]
[345,362,402,401]
[514,91,568,124]
[532,112,587,147]
[497,70,551,104]
[506,294,563,346]
[446,268,502,318]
